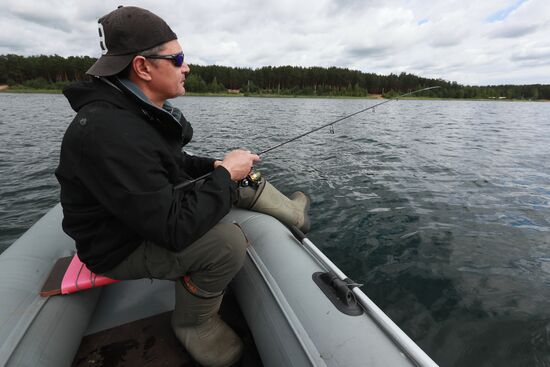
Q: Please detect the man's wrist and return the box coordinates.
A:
[215,164,234,182]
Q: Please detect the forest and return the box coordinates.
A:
[1,54,548,100]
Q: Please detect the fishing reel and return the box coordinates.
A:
[239,169,262,188]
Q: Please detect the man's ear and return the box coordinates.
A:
[132,56,153,81]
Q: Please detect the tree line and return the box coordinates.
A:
[1,54,549,100]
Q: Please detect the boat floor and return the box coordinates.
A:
[72,289,263,367]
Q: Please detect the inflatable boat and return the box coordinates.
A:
[0,204,438,367]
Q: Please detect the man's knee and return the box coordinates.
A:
[176,222,249,291]
[211,223,248,273]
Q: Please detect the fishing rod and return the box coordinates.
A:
[174,85,440,190]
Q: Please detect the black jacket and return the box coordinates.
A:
[56,78,237,273]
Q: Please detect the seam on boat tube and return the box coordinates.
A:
[245,246,328,367]
[0,294,49,366]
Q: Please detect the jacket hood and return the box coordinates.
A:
[62,78,193,146]
[63,78,127,113]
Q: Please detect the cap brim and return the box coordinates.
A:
[86,54,135,77]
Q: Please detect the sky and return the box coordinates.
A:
[1,0,549,86]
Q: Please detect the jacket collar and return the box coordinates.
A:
[104,77,184,129]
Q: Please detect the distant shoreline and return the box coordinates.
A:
[0,87,63,94]
[0,87,547,102]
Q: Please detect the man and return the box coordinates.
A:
[56,6,309,367]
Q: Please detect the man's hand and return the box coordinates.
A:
[219,150,260,181]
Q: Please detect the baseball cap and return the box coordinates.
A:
[86,6,177,76]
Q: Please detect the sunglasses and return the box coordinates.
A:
[143,52,185,67]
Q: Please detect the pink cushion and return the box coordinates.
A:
[61,255,119,294]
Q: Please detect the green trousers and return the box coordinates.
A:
[102,222,248,295]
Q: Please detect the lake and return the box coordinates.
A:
[1,92,549,366]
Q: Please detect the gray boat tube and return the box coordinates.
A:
[289,226,439,367]
[0,204,101,367]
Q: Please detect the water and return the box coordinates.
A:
[1,93,549,366]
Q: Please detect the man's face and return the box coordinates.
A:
[148,39,190,101]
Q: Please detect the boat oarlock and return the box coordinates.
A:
[174,85,441,190]
[289,225,439,367]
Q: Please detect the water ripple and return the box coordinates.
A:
[1,94,549,366]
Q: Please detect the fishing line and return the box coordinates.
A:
[257,86,439,156]
[174,86,440,190]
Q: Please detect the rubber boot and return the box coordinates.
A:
[172,281,243,367]
[237,179,311,233]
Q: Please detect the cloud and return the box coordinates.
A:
[11,8,72,33]
[1,0,550,85]
[489,24,539,38]
[347,46,391,59]
[511,46,550,66]
[430,37,462,48]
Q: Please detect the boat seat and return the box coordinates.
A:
[40,255,119,297]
